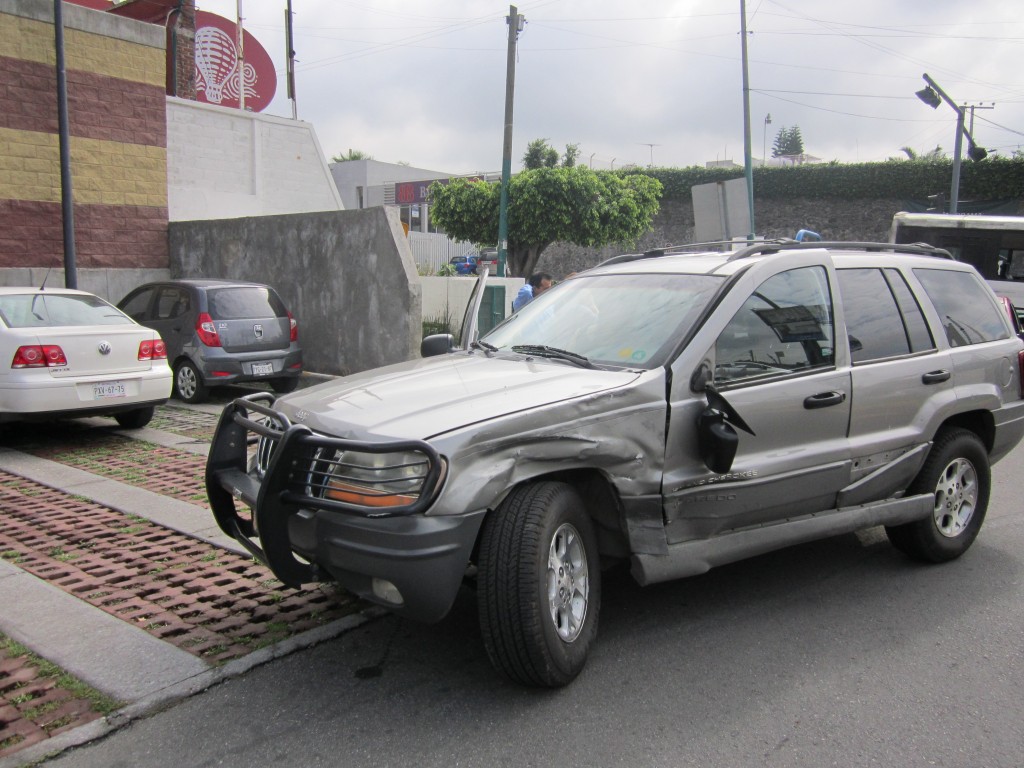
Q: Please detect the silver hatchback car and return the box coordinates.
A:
[207,241,1024,687]
[119,279,302,403]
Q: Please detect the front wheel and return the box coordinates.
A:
[477,481,600,687]
[885,428,990,563]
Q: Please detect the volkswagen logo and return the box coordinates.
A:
[97,341,111,355]
[253,324,263,339]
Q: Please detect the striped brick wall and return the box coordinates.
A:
[0,1,169,270]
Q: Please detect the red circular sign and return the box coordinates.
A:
[194,11,277,112]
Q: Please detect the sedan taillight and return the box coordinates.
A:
[12,345,67,368]
[138,339,167,360]
[288,311,298,342]
[196,312,222,347]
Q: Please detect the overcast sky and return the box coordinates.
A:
[196,0,1024,175]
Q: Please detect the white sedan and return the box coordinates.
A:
[0,287,172,429]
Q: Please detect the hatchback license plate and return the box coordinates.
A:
[93,381,126,399]
[252,362,273,376]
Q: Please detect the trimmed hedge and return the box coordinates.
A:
[619,159,1024,202]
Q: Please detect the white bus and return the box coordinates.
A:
[889,211,1024,280]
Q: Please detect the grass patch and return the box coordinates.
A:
[1,635,122,717]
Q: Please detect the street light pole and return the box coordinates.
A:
[915,73,988,215]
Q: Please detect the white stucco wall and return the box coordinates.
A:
[166,98,343,221]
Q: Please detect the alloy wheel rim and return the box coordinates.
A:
[546,522,589,642]
[933,457,977,538]
[178,367,197,399]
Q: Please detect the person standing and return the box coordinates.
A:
[512,272,553,312]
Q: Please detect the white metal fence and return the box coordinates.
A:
[407,231,476,275]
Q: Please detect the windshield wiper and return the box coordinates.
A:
[511,344,597,369]
[470,339,499,354]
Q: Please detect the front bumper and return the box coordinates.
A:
[205,393,483,623]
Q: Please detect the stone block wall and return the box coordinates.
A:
[0,0,168,271]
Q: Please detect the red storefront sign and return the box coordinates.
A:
[194,11,277,112]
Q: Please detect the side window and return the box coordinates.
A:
[913,268,1010,347]
[155,288,190,320]
[837,269,909,362]
[884,269,934,352]
[714,266,834,385]
[118,288,153,321]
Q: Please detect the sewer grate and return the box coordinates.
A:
[0,472,360,666]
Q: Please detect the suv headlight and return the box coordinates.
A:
[308,448,443,509]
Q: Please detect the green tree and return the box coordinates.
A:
[771,126,805,157]
[523,138,559,169]
[331,148,372,162]
[562,143,581,168]
[429,167,662,278]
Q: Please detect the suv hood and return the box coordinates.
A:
[278,353,642,441]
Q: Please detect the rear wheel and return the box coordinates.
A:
[114,406,154,429]
[270,377,299,394]
[477,481,600,687]
[174,360,207,403]
[886,428,990,562]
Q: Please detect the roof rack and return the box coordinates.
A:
[724,240,954,262]
[597,238,773,268]
[596,239,953,269]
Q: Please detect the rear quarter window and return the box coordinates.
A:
[913,268,1010,347]
[207,287,287,320]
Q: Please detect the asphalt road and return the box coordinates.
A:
[41,430,1024,768]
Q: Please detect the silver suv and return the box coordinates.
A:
[206,241,1024,687]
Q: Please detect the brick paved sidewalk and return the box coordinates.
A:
[0,400,368,763]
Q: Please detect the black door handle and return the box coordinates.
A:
[922,370,951,385]
[804,391,846,409]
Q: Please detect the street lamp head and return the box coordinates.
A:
[915,86,941,109]
[968,143,988,162]
[765,113,772,125]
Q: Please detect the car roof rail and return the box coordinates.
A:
[724,240,954,262]
[597,239,954,269]
[597,238,772,267]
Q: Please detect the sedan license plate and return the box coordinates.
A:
[93,381,126,399]
[252,362,274,376]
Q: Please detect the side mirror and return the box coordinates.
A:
[697,409,739,474]
[420,333,455,358]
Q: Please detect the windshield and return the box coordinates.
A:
[0,293,133,328]
[482,272,723,369]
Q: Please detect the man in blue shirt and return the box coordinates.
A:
[512,272,553,312]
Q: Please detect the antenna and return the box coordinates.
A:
[39,267,52,291]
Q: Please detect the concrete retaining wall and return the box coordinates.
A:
[169,207,419,376]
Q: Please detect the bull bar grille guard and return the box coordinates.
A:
[205,392,446,587]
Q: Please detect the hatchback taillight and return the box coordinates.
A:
[196,312,221,347]
[12,345,67,368]
[288,311,298,342]
[138,339,167,360]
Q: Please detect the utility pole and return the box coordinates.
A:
[497,5,524,278]
[285,0,297,119]
[739,0,755,240]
